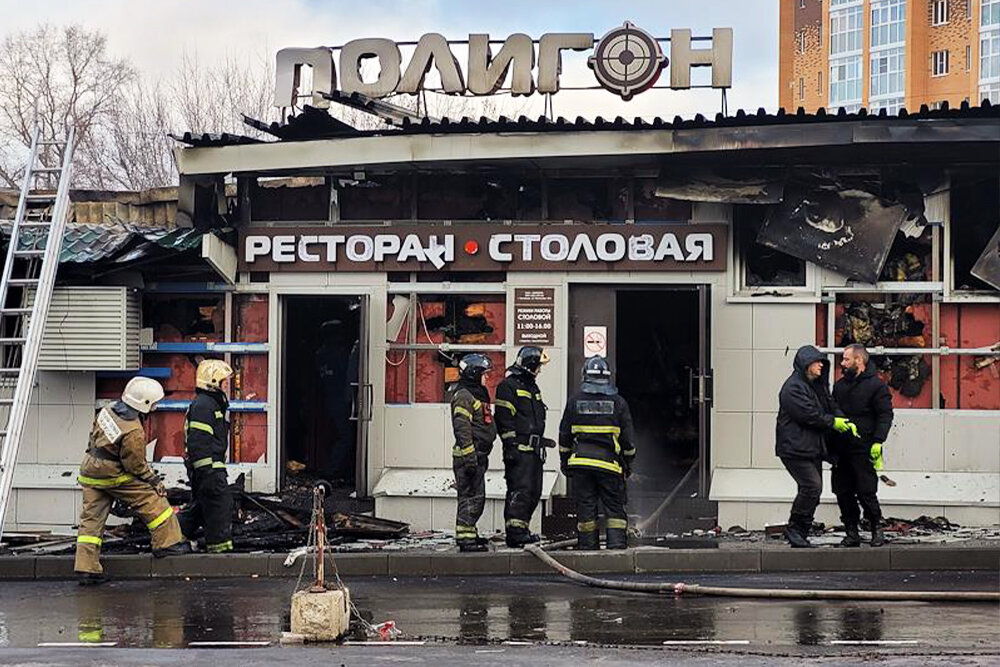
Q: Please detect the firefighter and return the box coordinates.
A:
[559,356,636,550]
[181,359,235,554]
[495,346,553,548]
[451,353,497,552]
[75,377,190,585]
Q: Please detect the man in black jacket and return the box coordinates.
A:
[833,344,893,547]
[776,345,859,548]
[559,356,637,550]
[495,346,552,548]
[180,359,235,553]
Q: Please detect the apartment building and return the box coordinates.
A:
[780,0,1000,111]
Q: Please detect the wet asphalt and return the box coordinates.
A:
[0,571,997,663]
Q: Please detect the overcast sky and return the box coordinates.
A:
[0,0,778,124]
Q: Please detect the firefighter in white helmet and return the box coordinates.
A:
[75,376,191,585]
[179,359,235,553]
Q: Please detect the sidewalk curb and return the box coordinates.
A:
[2,546,997,580]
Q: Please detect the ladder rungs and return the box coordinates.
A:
[37,140,65,146]
[32,167,62,174]
[7,278,39,285]
[0,338,26,344]
[0,368,21,374]
[17,222,51,228]
[0,308,33,315]
[24,194,55,201]
[13,250,45,257]
[0,398,13,404]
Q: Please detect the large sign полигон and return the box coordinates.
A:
[238,223,727,273]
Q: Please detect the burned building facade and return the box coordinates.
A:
[4,102,999,535]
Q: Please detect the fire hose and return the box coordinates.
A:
[524,540,1000,602]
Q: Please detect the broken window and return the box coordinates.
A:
[878,226,933,281]
[385,292,505,404]
[734,204,809,290]
[417,174,518,220]
[547,178,614,221]
[338,175,414,220]
[251,177,330,222]
[950,173,1000,291]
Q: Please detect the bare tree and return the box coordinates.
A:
[0,24,135,189]
[172,51,279,137]
[97,80,177,191]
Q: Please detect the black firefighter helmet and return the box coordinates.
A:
[581,356,616,395]
[513,346,550,375]
[459,353,493,382]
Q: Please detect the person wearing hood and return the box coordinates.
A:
[75,377,191,585]
[180,359,235,554]
[495,346,554,548]
[776,345,860,548]
[832,344,893,547]
[559,356,637,550]
[450,353,498,552]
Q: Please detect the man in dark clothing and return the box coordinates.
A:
[180,359,235,553]
[559,356,637,550]
[451,353,498,552]
[496,346,553,548]
[776,345,860,548]
[832,344,893,547]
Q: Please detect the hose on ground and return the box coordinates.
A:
[525,541,1000,602]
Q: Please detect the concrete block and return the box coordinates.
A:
[384,405,447,467]
[0,556,35,579]
[634,548,759,573]
[101,554,152,579]
[761,547,891,572]
[509,550,555,575]
[943,505,1000,527]
[374,497,433,532]
[151,553,269,578]
[889,547,1000,571]
[713,412,752,468]
[387,553,434,576]
[713,350,753,411]
[752,303,815,351]
[717,501,748,531]
[35,556,75,579]
[290,587,351,641]
[752,350,790,412]
[268,553,389,577]
[548,549,635,574]
[944,412,1000,473]
[429,552,511,576]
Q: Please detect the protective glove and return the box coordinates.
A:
[833,417,860,438]
[870,443,884,470]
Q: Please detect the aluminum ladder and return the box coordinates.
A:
[0,124,75,542]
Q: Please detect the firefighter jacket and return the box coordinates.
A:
[494,368,546,453]
[450,380,497,461]
[184,388,230,469]
[78,402,160,489]
[558,390,637,476]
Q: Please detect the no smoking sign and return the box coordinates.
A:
[583,326,608,358]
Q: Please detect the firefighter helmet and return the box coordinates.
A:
[121,377,165,414]
[581,356,616,394]
[196,359,234,392]
[514,346,550,375]
[459,353,493,382]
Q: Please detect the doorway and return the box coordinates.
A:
[567,284,713,533]
[281,295,370,495]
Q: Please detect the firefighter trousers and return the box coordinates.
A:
[571,469,628,550]
[179,466,234,552]
[75,479,183,574]
[503,448,542,536]
[454,454,487,543]
[832,449,882,529]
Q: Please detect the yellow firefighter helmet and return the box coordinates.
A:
[196,359,233,391]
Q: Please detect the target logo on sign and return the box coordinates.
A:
[588,21,667,100]
[583,326,608,358]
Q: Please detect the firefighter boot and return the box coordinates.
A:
[153,541,193,558]
[838,524,862,548]
[576,521,600,550]
[870,527,886,547]
[457,539,488,553]
[77,573,108,586]
[605,527,628,550]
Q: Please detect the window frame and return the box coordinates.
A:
[932,49,950,76]
[730,214,818,299]
[932,0,949,25]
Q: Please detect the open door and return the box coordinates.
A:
[352,294,372,495]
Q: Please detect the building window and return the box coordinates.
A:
[967,44,972,69]
[734,206,809,292]
[932,0,949,25]
[818,70,824,92]
[800,0,806,8]
[983,0,1000,27]
[871,0,907,48]
[831,4,864,55]
[871,47,906,99]
[798,31,807,54]
[799,77,805,99]
[982,26,1000,79]
[830,56,863,110]
[981,81,1000,103]
[932,49,950,75]
[870,97,905,113]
